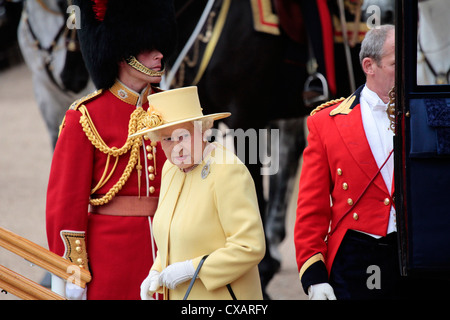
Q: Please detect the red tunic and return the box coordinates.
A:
[294,88,394,285]
[46,80,166,299]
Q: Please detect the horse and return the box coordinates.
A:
[417,0,450,85]
[17,0,94,149]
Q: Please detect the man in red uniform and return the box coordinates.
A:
[46,0,176,299]
[294,25,397,299]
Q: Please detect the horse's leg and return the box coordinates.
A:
[246,154,280,300]
[265,117,305,262]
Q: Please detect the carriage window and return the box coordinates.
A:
[416,0,450,86]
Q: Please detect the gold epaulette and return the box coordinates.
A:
[329,94,356,116]
[310,97,345,116]
[58,89,103,137]
[69,89,103,111]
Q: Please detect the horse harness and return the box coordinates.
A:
[418,35,450,85]
[23,1,83,92]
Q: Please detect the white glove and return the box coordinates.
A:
[159,260,195,290]
[308,283,337,300]
[65,281,87,300]
[140,270,160,300]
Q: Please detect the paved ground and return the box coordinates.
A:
[0,63,307,300]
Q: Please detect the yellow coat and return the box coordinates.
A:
[151,143,265,300]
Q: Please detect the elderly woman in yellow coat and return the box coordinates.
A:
[133,86,266,300]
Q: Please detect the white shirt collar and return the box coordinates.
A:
[362,86,386,111]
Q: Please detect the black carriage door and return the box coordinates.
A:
[395,0,450,278]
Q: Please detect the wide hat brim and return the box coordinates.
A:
[130,112,231,138]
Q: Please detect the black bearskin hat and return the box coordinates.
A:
[73,0,177,90]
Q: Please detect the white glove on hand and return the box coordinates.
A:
[140,270,160,300]
[308,283,337,300]
[159,260,195,290]
[65,281,87,300]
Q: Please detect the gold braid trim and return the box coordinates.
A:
[310,97,346,116]
[78,106,149,206]
[143,107,164,128]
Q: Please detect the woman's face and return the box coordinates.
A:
[159,122,206,171]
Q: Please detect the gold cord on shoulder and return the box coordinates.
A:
[78,106,150,206]
[310,97,346,116]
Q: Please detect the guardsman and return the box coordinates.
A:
[45,0,176,299]
[294,25,397,299]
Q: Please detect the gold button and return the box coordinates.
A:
[384,198,390,206]
[75,240,81,245]
[148,166,154,173]
[342,182,348,190]
[75,246,82,253]
[337,168,343,175]
[146,145,152,152]
[353,213,359,221]
[149,174,155,180]
[144,135,149,140]
[151,141,157,147]
[347,198,354,206]
[147,153,153,160]
[77,258,83,264]
[149,186,155,194]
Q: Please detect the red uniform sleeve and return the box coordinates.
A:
[294,114,332,291]
[46,109,94,257]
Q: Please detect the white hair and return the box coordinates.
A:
[359,24,395,67]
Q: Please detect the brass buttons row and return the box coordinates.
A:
[350,198,391,223]
[338,169,349,196]
[339,169,356,217]
[75,239,85,268]
[145,141,157,194]
[337,167,392,223]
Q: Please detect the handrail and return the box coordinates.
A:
[0,265,65,300]
[0,227,92,300]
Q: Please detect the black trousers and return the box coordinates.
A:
[329,230,450,300]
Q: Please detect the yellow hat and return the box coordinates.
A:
[130,86,231,137]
